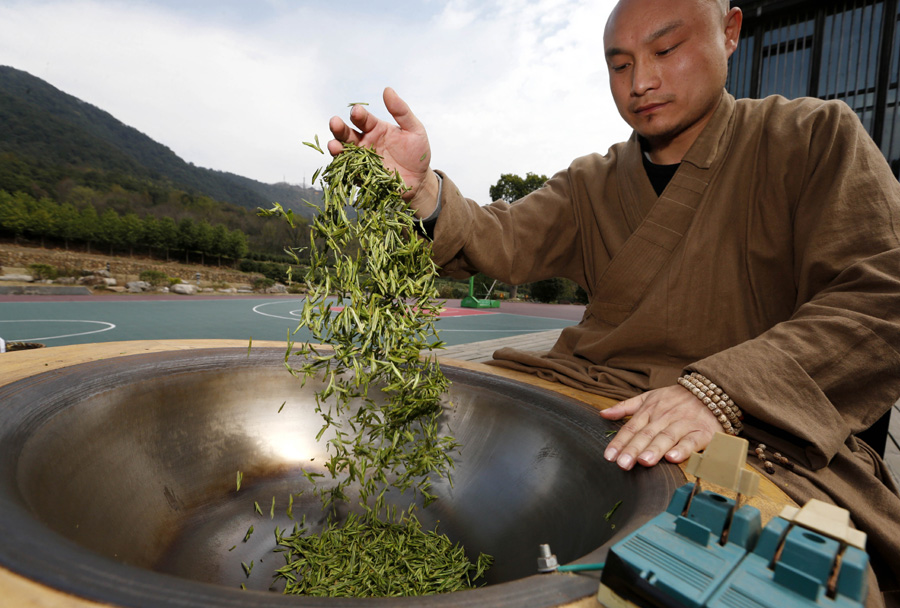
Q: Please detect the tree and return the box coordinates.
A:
[25,196,57,247]
[120,212,143,257]
[530,277,568,303]
[0,191,30,242]
[55,202,81,250]
[194,220,214,265]
[223,228,249,266]
[177,218,196,264]
[98,208,123,255]
[142,215,161,256]
[65,185,99,209]
[488,172,549,203]
[158,216,178,261]
[210,224,228,266]
[574,284,589,305]
[77,205,99,253]
[487,172,549,299]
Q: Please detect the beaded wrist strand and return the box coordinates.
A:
[676,372,743,436]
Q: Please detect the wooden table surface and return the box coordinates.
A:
[0,340,795,608]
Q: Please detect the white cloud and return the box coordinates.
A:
[0,0,631,200]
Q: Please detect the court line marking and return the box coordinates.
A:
[251,301,568,333]
[252,301,306,322]
[0,320,116,341]
[252,301,498,321]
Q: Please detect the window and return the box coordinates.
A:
[729,33,755,99]
[881,2,900,171]
[818,3,883,131]
[760,17,815,99]
[727,0,900,176]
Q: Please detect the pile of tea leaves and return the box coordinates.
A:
[254,137,491,596]
[274,513,491,597]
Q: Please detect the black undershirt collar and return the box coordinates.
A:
[641,152,680,197]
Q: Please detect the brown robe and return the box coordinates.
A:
[431,91,900,606]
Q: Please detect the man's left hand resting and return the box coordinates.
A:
[599,385,723,470]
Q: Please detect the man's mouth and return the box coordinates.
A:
[633,102,668,115]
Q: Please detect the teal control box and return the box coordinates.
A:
[599,482,869,608]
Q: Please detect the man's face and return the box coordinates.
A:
[604,0,740,152]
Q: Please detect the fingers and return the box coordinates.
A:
[325,88,431,191]
[348,102,382,135]
[663,431,710,463]
[383,87,424,134]
[602,385,719,471]
[327,89,422,156]
[327,104,378,154]
[598,395,643,420]
[326,138,344,156]
[610,419,706,470]
[328,115,359,155]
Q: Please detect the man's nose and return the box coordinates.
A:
[632,60,661,96]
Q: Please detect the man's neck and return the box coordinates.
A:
[643,123,705,164]
[641,92,724,164]
[643,141,688,165]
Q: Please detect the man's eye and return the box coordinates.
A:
[612,63,631,73]
[657,45,678,56]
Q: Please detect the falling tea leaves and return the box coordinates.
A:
[246,141,491,597]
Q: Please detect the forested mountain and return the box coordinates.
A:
[0,65,321,217]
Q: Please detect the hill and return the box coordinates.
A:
[0,65,321,217]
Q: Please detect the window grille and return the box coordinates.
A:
[728,0,900,176]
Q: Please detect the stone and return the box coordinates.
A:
[217,287,238,294]
[126,281,150,292]
[102,278,117,287]
[0,274,34,282]
[265,283,287,294]
[171,283,198,295]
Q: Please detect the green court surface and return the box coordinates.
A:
[0,297,579,349]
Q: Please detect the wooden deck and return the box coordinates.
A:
[438,328,564,363]
[443,329,900,488]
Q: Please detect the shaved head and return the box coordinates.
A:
[603,0,743,162]
[607,0,731,39]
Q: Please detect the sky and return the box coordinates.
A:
[0,0,632,200]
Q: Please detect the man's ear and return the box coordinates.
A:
[723,7,743,58]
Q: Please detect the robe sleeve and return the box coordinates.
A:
[428,169,587,287]
[689,101,900,470]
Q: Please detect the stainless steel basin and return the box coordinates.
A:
[0,347,683,606]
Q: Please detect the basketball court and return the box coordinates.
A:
[0,294,583,349]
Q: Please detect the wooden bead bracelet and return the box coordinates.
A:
[677,372,743,436]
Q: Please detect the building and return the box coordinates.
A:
[727,0,900,176]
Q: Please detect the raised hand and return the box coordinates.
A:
[599,384,722,470]
[328,88,439,215]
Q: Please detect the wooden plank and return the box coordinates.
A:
[438,328,563,362]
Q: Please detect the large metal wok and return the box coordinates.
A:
[0,344,684,607]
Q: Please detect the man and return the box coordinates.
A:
[329,0,900,604]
